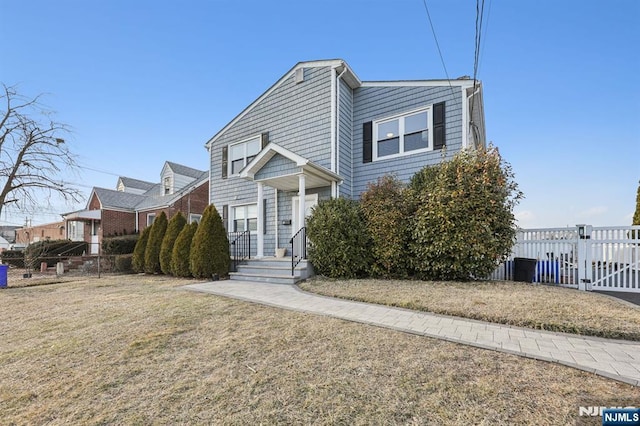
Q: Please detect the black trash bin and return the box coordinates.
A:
[513,257,537,283]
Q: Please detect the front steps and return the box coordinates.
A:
[229,257,312,285]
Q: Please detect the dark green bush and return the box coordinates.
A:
[144,212,168,274]
[114,254,134,273]
[190,204,229,279]
[361,175,411,278]
[24,240,88,267]
[102,235,139,255]
[1,250,25,268]
[172,222,198,277]
[132,226,152,273]
[410,146,522,280]
[160,212,187,275]
[306,198,371,279]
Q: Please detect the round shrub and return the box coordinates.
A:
[410,146,523,280]
[160,212,187,275]
[306,197,371,279]
[361,175,412,278]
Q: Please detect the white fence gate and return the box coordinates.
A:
[490,225,640,293]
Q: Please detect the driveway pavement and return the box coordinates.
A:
[184,280,640,387]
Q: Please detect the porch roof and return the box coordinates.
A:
[239,143,342,191]
[63,209,102,221]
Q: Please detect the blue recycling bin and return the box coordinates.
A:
[0,264,8,288]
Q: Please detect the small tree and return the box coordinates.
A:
[160,212,187,275]
[132,226,152,273]
[410,145,523,280]
[144,212,168,274]
[306,198,371,279]
[190,204,230,279]
[360,175,411,278]
[171,222,198,277]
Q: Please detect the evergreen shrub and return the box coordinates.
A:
[172,221,198,277]
[144,212,168,274]
[160,212,187,275]
[190,205,229,279]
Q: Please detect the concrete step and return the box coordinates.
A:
[229,272,301,285]
[236,264,305,276]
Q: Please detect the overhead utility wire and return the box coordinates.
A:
[470,0,486,138]
[421,0,460,108]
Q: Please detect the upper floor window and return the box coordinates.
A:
[374,108,430,160]
[163,177,171,195]
[229,136,261,175]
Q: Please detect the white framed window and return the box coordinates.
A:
[231,204,257,232]
[373,107,431,161]
[163,176,171,195]
[229,136,261,176]
[67,220,84,241]
[147,213,156,227]
[189,213,202,224]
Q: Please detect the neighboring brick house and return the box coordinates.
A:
[15,221,67,248]
[61,161,208,254]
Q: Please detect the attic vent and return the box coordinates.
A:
[295,68,304,84]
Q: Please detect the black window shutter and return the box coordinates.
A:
[363,121,372,163]
[222,205,228,232]
[263,199,267,234]
[433,102,446,150]
[261,132,269,149]
[222,146,228,179]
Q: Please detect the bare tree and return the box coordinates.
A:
[0,84,82,218]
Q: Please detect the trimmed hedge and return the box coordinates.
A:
[1,250,25,268]
[114,254,134,273]
[160,212,186,275]
[171,221,198,277]
[102,235,139,255]
[24,240,88,267]
[144,212,168,274]
[132,226,152,273]
[190,204,229,279]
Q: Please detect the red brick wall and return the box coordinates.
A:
[16,221,66,244]
[101,210,137,237]
[137,181,209,231]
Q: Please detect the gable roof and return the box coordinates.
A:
[92,187,147,211]
[117,177,155,192]
[164,161,206,179]
[205,59,361,149]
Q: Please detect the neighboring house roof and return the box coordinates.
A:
[165,162,205,179]
[135,171,208,211]
[118,177,156,192]
[93,187,147,211]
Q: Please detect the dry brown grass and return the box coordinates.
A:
[299,278,640,341]
[1,275,638,425]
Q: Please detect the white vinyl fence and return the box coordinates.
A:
[490,225,640,293]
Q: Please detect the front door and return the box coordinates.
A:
[90,220,99,255]
[291,194,318,234]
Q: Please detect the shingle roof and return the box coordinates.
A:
[118,177,156,191]
[93,187,147,211]
[165,162,206,179]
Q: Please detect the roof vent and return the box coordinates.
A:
[295,68,305,84]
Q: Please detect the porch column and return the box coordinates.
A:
[256,182,264,258]
[298,174,306,231]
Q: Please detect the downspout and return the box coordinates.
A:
[335,65,348,198]
[330,68,337,189]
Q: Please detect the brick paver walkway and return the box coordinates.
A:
[184,281,640,387]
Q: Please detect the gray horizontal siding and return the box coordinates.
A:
[351,85,464,198]
[337,78,353,198]
[255,154,299,181]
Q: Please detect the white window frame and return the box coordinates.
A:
[228,135,261,176]
[163,176,171,195]
[230,203,258,233]
[189,213,202,224]
[373,106,433,161]
[147,213,156,227]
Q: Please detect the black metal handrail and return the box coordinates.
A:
[290,226,307,276]
[229,230,251,272]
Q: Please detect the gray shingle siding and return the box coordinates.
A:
[255,154,299,181]
[337,78,353,198]
[351,85,464,198]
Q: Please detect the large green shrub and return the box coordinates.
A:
[102,235,139,255]
[24,240,88,267]
[1,250,25,268]
[132,226,152,273]
[144,212,168,274]
[306,197,371,279]
[190,204,229,279]
[410,146,523,280]
[360,175,412,278]
[160,212,187,275]
[171,222,198,277]
[113,254,134,273]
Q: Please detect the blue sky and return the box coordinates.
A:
[1,0,638,228]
